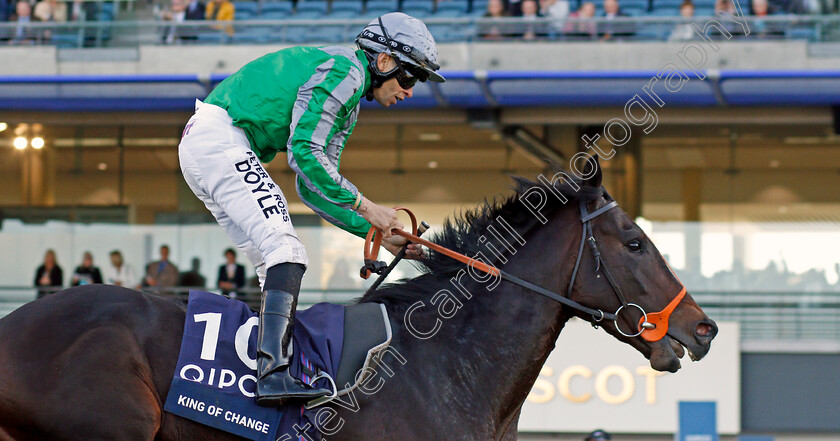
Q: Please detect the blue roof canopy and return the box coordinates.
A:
[0,70,838,111]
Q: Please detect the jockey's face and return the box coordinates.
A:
[372,53,414,108]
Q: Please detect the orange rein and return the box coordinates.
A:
[362,207,499,280]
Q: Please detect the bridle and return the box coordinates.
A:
[362,199,687,343]
[568,198,686,341]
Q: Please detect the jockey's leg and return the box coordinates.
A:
[179,101,328,406]
[255,263,330,406]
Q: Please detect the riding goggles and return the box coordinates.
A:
[393,61,427,89]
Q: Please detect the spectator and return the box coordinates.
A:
[0,0,8,22]
[508,0,524,16]
[519,0,544,40]
[71,251,103,286]
[161,0,187,43]
[540,0,570,21]
[104,250,137,288]
[484,0,509,17]
[327,258,356,290]
[205,0,234,37]
[669,0,695,41]
[479,0,510,40]
[34,0,67,22]
[144,244,179,292]
[179,0,204,39]
[217,248,246,297]
[600,0,634,40]
[33,0,66,40]
[787,0,820,13]
[602,0,627,18]
[564,1,597,38]
[34,249,63,299]
[9,1,36,45]
[714,0,744,34]
[185,0,204,19]
[751,0,772,14]
[70,0,97,21]
[714,0,736,15]
[751,0,772,35]
[179,257,207,288]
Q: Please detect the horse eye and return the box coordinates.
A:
[627,239,643,253]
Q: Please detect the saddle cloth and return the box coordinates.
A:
[163,290,392,441]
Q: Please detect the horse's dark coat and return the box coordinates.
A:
[0,166,716,441]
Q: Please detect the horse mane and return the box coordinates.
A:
[358,171,603,311]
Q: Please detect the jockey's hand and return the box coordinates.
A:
[382,235,425,260]
[358,197,403,238]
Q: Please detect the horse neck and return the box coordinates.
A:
[391,205,582,428]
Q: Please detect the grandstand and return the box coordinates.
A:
[0,0,834,46]
[0,0,839,439]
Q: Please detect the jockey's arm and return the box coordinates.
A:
[287,58,403,240]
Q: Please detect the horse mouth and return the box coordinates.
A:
[646,333,707,373]
[669,334,701,362]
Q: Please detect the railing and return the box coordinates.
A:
[0,15,836,48]
[694,291,840,346]
[3,286,839,348]
[22,285,358,310]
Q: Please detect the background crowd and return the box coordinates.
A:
[30,243,840,301]
[477,0,816,40]
[2,0,103,44]
[1,0,833,46]
[33,245,248,299]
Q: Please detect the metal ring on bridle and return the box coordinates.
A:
[613,303,648,338]
[591,309,605,323]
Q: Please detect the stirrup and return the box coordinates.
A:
[304,372,339,409]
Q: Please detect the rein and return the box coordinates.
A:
[362,202,687,343]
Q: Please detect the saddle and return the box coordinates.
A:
[163,291,393,441]
[297,301,393,409]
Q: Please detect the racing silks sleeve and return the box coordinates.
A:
[286,55,372,238]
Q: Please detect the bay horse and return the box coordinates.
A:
[0,164,717,441]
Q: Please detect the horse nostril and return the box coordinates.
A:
[695,320,718,340]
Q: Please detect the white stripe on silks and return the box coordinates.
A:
[318,46,365,73]
[309,68,361,147]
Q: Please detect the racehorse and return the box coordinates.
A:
[0,162,717,441]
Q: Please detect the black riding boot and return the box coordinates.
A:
[256,290,331,406]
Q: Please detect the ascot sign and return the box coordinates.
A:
[519,321,740,434]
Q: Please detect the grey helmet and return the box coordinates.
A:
[356,12,445,83]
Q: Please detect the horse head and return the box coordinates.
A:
[564,157,717,372]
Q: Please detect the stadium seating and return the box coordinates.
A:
[296,1,329,15]
[364,0,400,17]
[233,1,259,19]
[260,1,294,16]
[402,0,435,17]
[470,0,489,15]
[434,0,469,17]
[329,1,364,16]
[6,0,825,47]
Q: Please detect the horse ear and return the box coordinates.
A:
[583,154,602,188]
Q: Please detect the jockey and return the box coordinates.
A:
[178,12,445,407]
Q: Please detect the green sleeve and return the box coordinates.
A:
[287,57,363,210]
